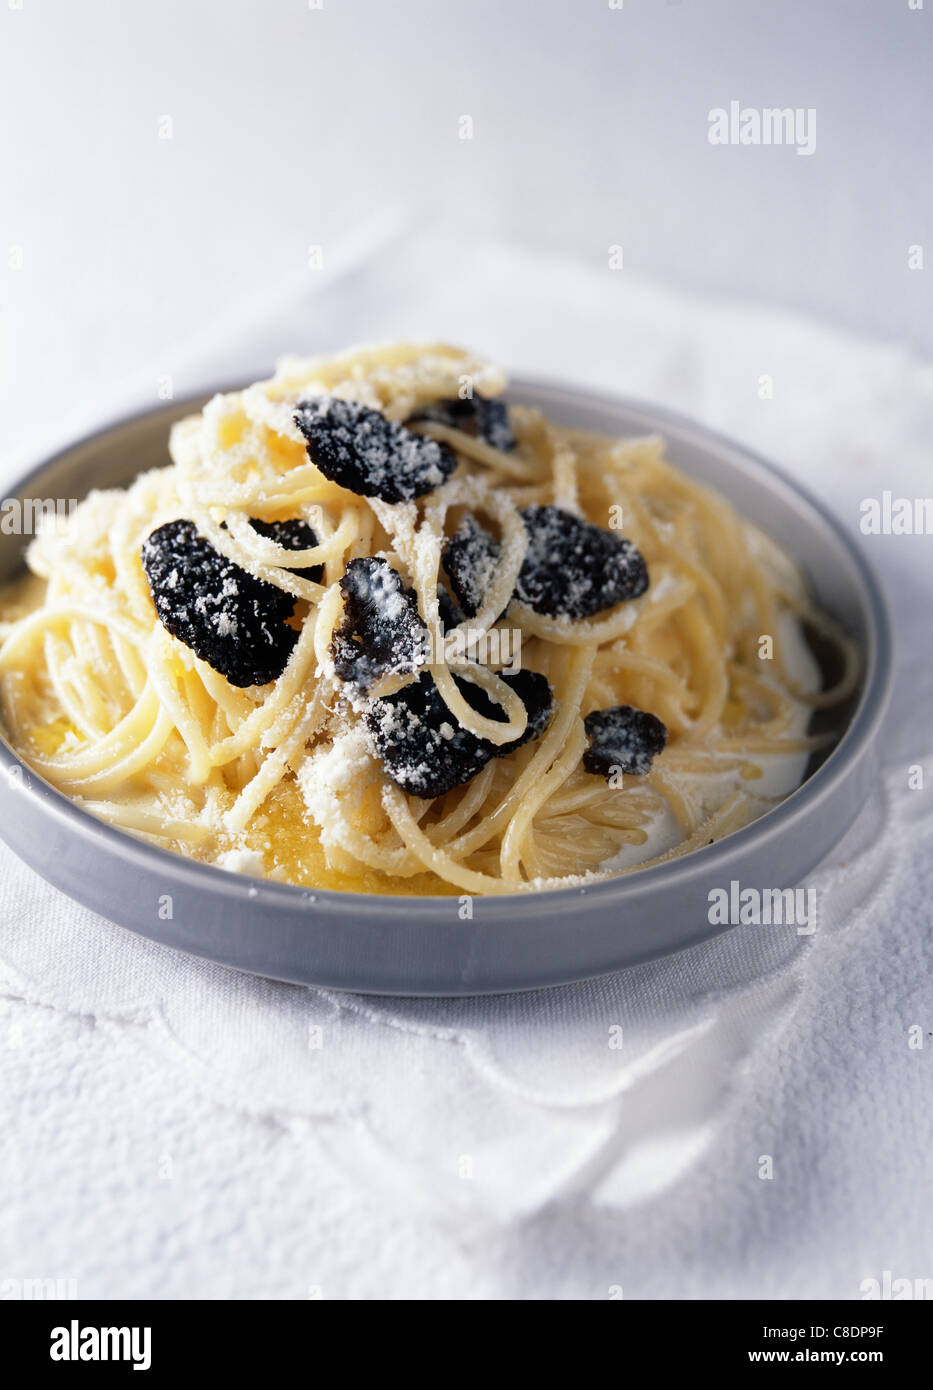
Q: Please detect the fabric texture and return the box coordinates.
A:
[1,228,931,1299]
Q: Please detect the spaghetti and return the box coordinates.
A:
[0,343,859,896]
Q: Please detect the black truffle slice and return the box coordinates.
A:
[294,396,457,503]
[467,668,554,749]
[442,515,502,619]
[436,584,465,632]
[516,506,649,619]
[368,669,554,798]
[331,557,429,692]
[474,395,516,453]
[249,518,324,582]
[408,393,516,452]
[141,519,297,687]
[582,704,668,778]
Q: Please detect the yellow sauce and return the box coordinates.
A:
[243,778,457,897]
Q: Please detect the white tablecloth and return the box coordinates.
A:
[2,232,931,1299]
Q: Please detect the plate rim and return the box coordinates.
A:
[0,377,895,979]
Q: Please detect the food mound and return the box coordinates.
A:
[0,344,855,896]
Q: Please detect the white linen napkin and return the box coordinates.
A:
[1,226,930,1298]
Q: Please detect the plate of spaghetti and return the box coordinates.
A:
[0,344,892,993]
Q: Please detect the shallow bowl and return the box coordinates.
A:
[0,380,894,994]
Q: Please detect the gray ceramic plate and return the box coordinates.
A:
[0,380,893,995]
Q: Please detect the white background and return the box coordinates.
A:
[1,1,932,1304]
[2,0,932,464]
